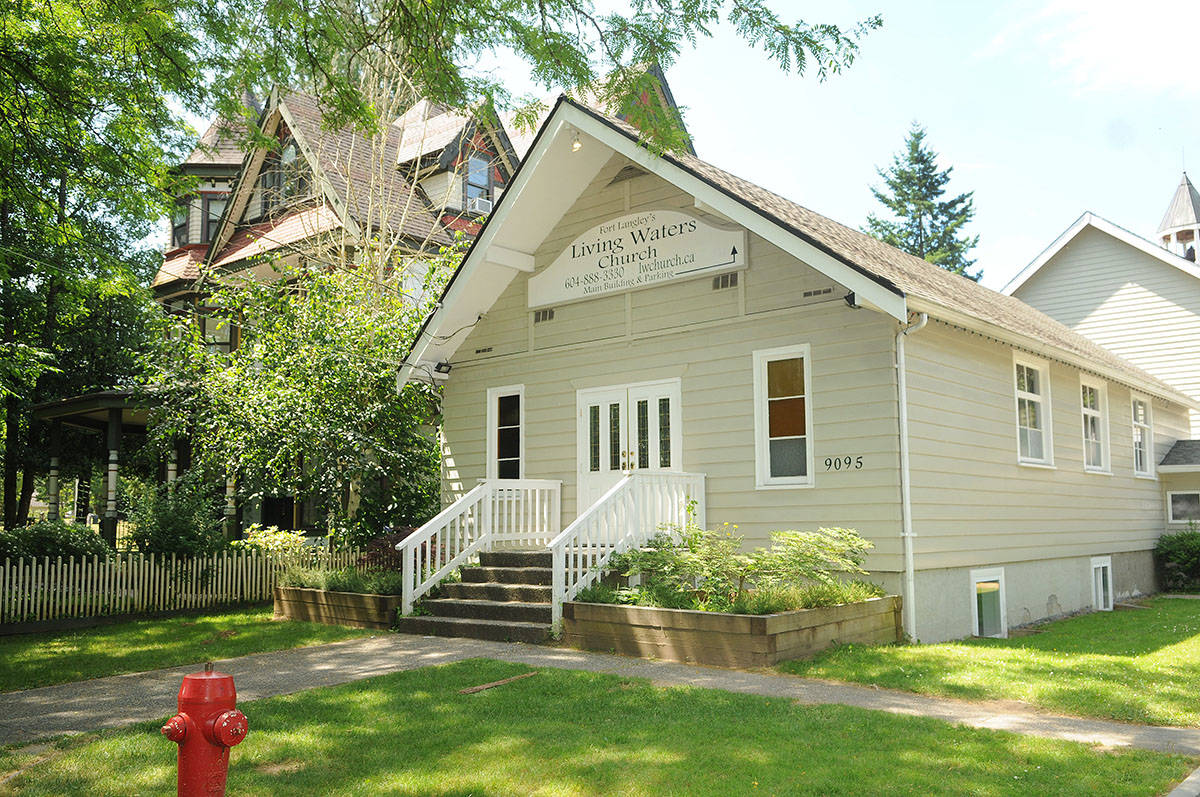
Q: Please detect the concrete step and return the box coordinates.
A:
[421,598,552,624]
[441,581,553,603]
[479,550,552,569]
[394,615,551,644]
[462,566,552,585]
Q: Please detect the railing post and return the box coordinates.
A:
[402,547,414,616]
[551,545,565,634]
[481,481,493,551]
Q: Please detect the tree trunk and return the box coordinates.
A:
[14,275,62,526]
[2,197,18,530]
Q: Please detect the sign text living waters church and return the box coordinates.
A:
[527,210,746,307]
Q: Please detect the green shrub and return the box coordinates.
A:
[606,521,876,612]
[231,525,310,557]
[0,520,115,561]
[1155,527,1200,592]
[731,580,885,614]
[126,474,224,557]
[279,566,404,595]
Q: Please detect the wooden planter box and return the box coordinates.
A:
[273,586,401,630]
[562,595,902,668]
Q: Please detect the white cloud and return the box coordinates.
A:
[985,0,1200,96]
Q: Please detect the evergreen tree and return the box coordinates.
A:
[866,124,980,281]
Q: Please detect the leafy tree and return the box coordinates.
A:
[865,124,980,281]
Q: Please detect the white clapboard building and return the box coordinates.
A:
[397,97,1198,643]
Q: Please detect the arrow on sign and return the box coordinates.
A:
[675,245,740,276]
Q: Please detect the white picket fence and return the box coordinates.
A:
[0,548,361,625]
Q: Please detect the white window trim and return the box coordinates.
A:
[486,384,525,480]
[1080,375,1110,474]
[753,344,814,489]
[1168,491,1200,524]
[1130,393,1155,479]
[1013,353,1054,467]
[1091,555,1113,612]
[969,567,1008,639]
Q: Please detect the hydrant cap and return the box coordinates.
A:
[177,670,237,705]
[213,709,249,747]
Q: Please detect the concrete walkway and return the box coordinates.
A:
[5,633,1200,765]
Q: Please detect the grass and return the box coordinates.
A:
[780,596,1200,726]
[0,607,372,692]
[2,659,1193,796]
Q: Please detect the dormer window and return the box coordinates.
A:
[202,194,227,243]
[172,199,189,247]
[465,154,492,214]
[260,136,310,216]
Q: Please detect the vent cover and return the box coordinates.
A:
[533,308,555,323]
[606,164,648,186]
[712,272,739,290]
[802,287,834,299]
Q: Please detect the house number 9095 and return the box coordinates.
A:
[824,456,863,471]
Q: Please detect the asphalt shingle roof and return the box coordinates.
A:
[1162,440,1200,468]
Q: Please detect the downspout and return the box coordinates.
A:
[896,312,928,641]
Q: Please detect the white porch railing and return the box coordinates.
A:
[397,479,561,615]
[550,471,705,631]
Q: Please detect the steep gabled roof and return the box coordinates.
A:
[1159,172,1200,234]
[183,119,246,168]
[1003,212,1200,296]
[1160,439,1200,472]
[403,97,1195,409]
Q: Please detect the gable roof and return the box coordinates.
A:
[1160,439,1200,472]
[1159,172,1200,234]
[403,97,1195,409]
[1003,211,1200,297]
[205,91,452,272]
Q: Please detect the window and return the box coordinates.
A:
[753,345,813,488]
[202,194,227,243]
[1169,492,1200,523]
[970,567,1007,638]
[171,199,189,247]
[259,137,309,215]
[1080,377,1108,472]
[1091,556,1113,611]
[1131,397,1153,477]
[486,385,524,479]
[1014,356,1052,465]
[465,153,491,210]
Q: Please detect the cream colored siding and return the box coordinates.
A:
[905,319,1190,570]
[440,153,904,572]
[419,171,461,212]
[1014,226,1200,432]
[1164,474,1200,530]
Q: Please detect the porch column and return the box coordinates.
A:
[101,408,120,547]
[46,420,62,521]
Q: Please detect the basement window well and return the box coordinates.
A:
[970,567,1007,638]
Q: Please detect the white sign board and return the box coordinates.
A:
[527,210,746,308]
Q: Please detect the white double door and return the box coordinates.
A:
[576,379,682,509]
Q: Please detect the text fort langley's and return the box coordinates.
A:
[563,215,698,294]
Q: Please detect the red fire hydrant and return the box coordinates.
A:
[161,662,248,796]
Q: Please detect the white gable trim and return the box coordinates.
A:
[1003,212,1200,296]
[404,101,908,383]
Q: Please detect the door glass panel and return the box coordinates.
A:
[636,400,649,469]
[659,398,671,468]
[589,405,600,472]
[494,392,520,479]
[976,580,1001,637]
[609,403,621,471]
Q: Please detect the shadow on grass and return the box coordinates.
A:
[8,659,1193,797]
[0,608,371,692]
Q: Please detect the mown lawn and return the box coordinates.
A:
[781,597,1200,726]
[0,608,371,692]
[3,659,1193,796]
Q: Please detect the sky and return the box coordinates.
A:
[486,0,1200,291]
[663,0,1200,290]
